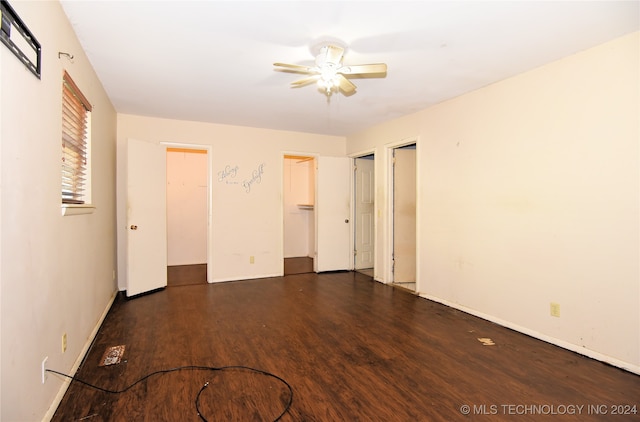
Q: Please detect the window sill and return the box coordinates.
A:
[61,204,96,216]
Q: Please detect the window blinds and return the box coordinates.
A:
[61,71,92,204]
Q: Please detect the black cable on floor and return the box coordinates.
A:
[47,365,293,422]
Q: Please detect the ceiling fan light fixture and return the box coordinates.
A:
[317,76,338,96]
[319,67,335,81]
[317,65,340,95]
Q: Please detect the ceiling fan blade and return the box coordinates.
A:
[326,45,344,64]
[316,45,345,65]
[291,75,320,87]
[340,63,387,75]
[336,74,356,95]
[273,62,316,74]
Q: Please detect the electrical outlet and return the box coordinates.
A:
[550,302,561,317]
[41,356,48,384]
[249,256,255,264]
[62,333,67,353]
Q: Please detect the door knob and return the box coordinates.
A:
[130,225,138,230]
[344,219,349,223]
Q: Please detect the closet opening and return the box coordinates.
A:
[283,154,316,275]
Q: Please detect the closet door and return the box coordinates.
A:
[126,138,167,297]
[316,156,351,272]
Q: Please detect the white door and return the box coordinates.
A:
[393,147,416,283]
[127,138,167,297]
[354,157,375,270]
[316,156,351,272]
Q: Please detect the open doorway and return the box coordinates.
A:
[166,147,209,286]
[354,154,375,278]
[283,155,316,275]
[390,143,416,292]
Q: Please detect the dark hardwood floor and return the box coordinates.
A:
[52,272,639,421]
[283,257,313,275]
[167,264,207,287]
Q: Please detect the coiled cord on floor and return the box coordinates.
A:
[47,365,293,422]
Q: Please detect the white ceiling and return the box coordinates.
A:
[60,1,639,137]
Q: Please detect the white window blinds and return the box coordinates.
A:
[61,71,92,204]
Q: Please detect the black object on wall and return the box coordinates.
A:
[1,0,41,79]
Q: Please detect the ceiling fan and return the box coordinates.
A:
[274,45,387,97]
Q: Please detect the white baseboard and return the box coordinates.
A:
[419,293,640,376]
[42,290,118,421]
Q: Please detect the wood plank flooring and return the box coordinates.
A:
[167,264,207,287]
[52,272,639,421]
[283,257,313,275]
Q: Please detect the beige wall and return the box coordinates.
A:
[347,32,640,372]
[0,2,118,420]
[117,115,345,285]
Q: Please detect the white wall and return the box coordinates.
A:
[167,150,208,266]
[347,32,640,372]
[0,2,118,420]
[283,158,314,258]
[117,115,345,286]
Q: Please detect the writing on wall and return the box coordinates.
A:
[218,164,239,184]
[217,162,266,193]
[243,163,265,193]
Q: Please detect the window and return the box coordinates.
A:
[61,70,92,205]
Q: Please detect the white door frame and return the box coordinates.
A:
[386,137,419,289]
[161,142,213,283]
